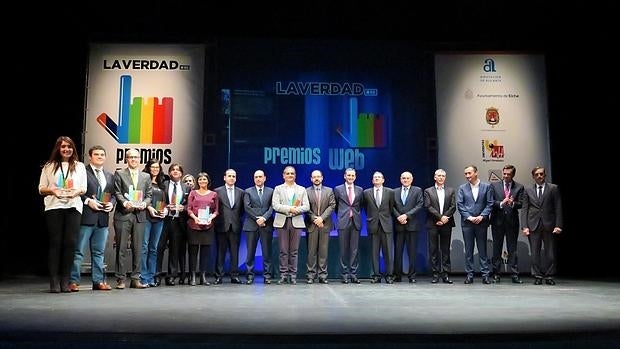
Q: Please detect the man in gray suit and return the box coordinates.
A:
[112,148,152,289]
[490,164,524,284]
[457,165,493,284]
[521,166,563,285]
[363,171,395,284]
[214,169,245,284]
[424,168,456,284]
[272,166,310,285]
[243,170,274,285]
[305,170,336,284]
[392,171,424,283]
[334,168,364,284]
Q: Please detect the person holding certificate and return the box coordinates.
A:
[187,172,219,286]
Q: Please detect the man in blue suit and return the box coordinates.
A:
[457,165,493,284]
[333,168,364,284]
[243,170,274,284]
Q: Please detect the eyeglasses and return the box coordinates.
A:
[285,172,295,175]
[184,179,194,183]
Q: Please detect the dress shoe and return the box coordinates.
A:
[409,278,416,283]
[431,276,439,284]
[178,274,186,285]
[154,276,161,287]
[200,273,208,285]
[464,277,474,284]
[393,276,402,282]
[148,283,158,288]
[290,278,297,285]
[277,276,288,285]
[386,277,394,284]
[263,278,272,285]
[246,277,254,285]
[442,277,454,284]
[69,282,80,292]
[231,277,242,284]
[189,273,196,286]
[351,277,361,284]
[341,278,349,284]
[492,274,501,283]
[165,278,175,286]
[214,277,223,285]
[545,279,556,285]
[306,278,314,284]
[534,278,543,285]
[511,276,523,284]
[116,280,126,289]
[93,282,112,291]
[370,277,381,284]
[130,280,148,289]
[49,279,61,293]
[318,278,329,284]
[482,277,491,284]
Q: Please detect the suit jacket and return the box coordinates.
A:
[305,186,336,233]
[334,184,364,230]
[456,181,493,224]
[424,186,456,228]
[521,182,563,232]
[113,168,153,222]
[243,186,274,232]
[214,185,245,233]
[80,164,116,227]
[392,186,424,232]
[272,183,310,228]
[491,180,523,227]
[363,187,394,234]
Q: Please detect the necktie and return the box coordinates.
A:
[228,187,234,207]
[347,186,353,217]
[316,188,321,213]
[171,182,178,205]
[95,169,104,189]
[537,185,543,199]
[131,171,138,187]
[504,182,510,198]
[258,188,263,203]
[401,187,408,205]
[375,188,382,206]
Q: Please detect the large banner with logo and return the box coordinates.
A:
[435,54,551,272]
[84,44,204,176]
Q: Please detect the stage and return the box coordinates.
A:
[1,275,619,348]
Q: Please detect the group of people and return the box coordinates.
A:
[39,136,563,293]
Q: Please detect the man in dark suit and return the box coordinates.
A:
[457,165,493,284]
[392,171,423,283]
[157,163,191,286]
[214,169,245,284]
[521,166,563,285]
[424,168,456,284]
[363,171,395,284]
[333,168,364,284]
[112,148,152,289]
[69,145,115,291]
[243,170,274,285]
[490,164,524,284]
[305,170,336,284]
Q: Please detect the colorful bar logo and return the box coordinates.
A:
[336,97,386,148]
[97,75,174,144]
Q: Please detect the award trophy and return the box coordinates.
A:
[197,207,211,225]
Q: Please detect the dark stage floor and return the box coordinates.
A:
[1,275,619,348]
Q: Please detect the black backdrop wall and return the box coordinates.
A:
[6,3,616,279]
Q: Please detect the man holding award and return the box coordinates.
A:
[272,166,310,285]
[113,148,152,289]
[69,145,115,291]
